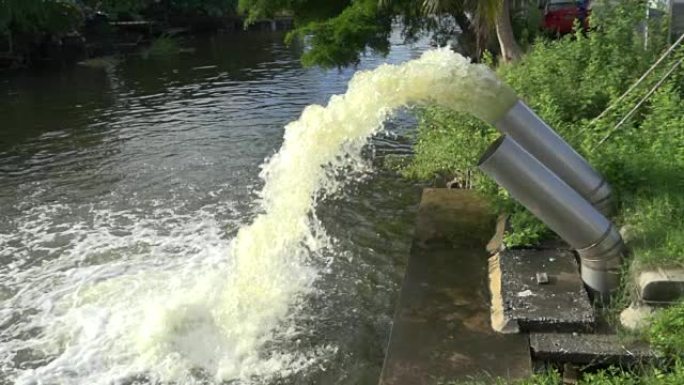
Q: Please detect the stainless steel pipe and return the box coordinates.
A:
[478,136,623,295]
[493,101,612,215]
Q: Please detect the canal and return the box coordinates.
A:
[0,31,430,384]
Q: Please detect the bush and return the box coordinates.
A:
[403,109,496,184]
[407,0,684,253]
[601,86,684,268]
[0,0,84,35]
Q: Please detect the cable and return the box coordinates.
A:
[593,56,684,149]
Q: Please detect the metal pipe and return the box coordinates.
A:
[493,100,612,215]
[478,136,623,295]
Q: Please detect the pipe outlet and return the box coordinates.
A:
[493,101,612,215]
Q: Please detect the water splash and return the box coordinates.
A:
[0,48,515,384]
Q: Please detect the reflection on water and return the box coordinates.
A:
[0,31,429,384]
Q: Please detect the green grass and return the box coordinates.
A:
[407,2,684,382]
[436,371,561,385]
[623,194,684,269]
[439,363,684,385]
[649,302,684,356]
[405,0,684,263]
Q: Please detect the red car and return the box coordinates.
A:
[542,0,591,34]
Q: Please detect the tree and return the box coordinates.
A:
[494,0,522,62]
[0,0,82,35]
[418,0,523,62]
[0,0,83,54]
[237,0,524,68]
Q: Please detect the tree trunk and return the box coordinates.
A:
[495,0,522,63]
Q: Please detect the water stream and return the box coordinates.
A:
[0,33,514,385]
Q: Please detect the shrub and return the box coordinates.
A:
[403,109,496,185]
[406,0,683,253]
[0,0,84,35]
[595,85,684,268]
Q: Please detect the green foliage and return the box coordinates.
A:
[403,109,496,181]
[0,0,240,40]
[510,1,543,50]
[238,0,392,67]
[238,0,505,67]
[577,363,684,385]
[402,105,553,246]
[623,194,684,268]
[238,0,349,25]
[503,210,550,247]
[441,362,684,384]
[649,302,684,356]
[521,370,563,385]
[498,3,666,134]
[437,370,561,385]
[580,368,639,385]
[408,0,684,255]
[600,85,684,268]
[0,0,83,34]
[286,0,392,68]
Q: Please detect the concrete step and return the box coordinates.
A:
[379,188,531,385]
[530,332,656,366]
[490,248,595,334]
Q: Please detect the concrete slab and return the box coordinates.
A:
[379,189,531,385]
[530,333,656,366]
[490,249,595,334]
[637,269,684,304]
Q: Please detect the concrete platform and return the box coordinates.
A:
[379,189,531,385]
[490,249,595,333]
[530,333,656,366]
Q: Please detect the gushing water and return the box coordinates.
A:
[0,48,515,384]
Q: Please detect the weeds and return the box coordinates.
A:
[406,0,684,263]
[410,3,684,382]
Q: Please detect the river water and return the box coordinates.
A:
[0,32,431,384]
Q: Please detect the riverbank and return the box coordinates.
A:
[403,1,684,383]
[0,3,293,70]
[0,32,436,384]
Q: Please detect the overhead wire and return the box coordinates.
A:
[590,33,684,126]
[593,55,684,149]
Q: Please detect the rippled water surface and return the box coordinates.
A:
[0,32,431,384]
